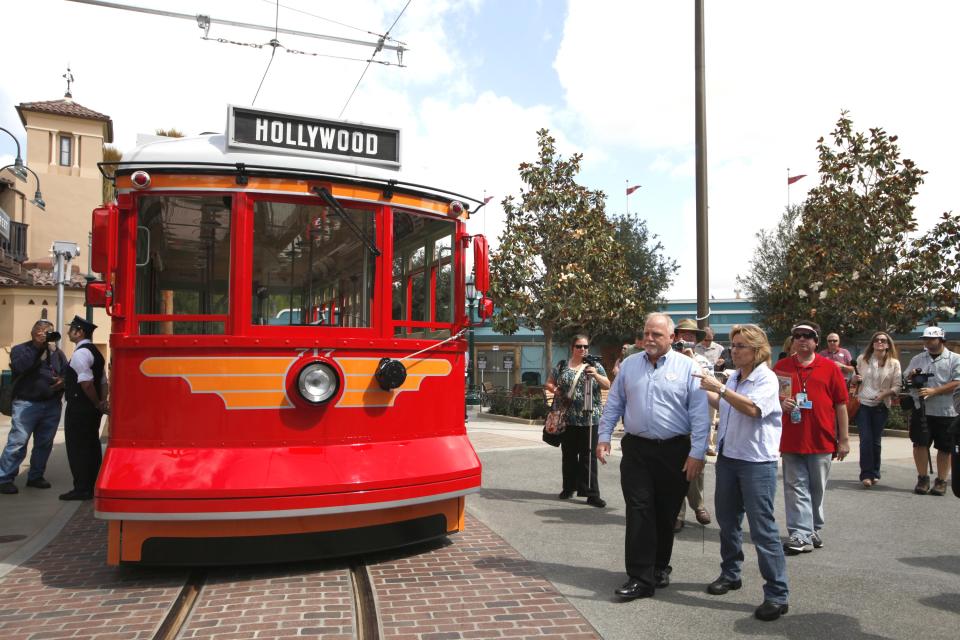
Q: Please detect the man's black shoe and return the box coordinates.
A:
[707,576,742,595]
[654,566,672,589]
[615,579,655,600]
[26,478,51,489]
[754,601,788,621]
[586,496,606,508]
[58,490,93,501]
[558,490,574,499]
[0,482,18,495]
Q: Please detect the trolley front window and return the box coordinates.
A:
[392,210,455,338]
[134,195,231,335]
[251,199,376,328]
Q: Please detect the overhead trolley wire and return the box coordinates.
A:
[255,0,407,47]
[339,0,413,119]
[251,1,281,105]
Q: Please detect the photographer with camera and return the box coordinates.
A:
[674,319,714,530]
[904,326,960,496]
[0,320,68,495]
[545,334,610,508]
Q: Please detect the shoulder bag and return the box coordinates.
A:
[542,363,587,447]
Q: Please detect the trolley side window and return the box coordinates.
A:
[392,210,455,339]
[134,195,232,335]
[251,199,376,327]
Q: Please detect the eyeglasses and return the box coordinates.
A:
[792,332,816,340]
[730,343,754,350]
[573,345,589,349]
[873,337,889,343]
[827,339,839,343]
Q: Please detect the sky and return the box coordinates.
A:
[2,0,959,302]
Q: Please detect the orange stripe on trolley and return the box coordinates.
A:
[116,176,450,215]
[219,391,293,409]
[333,357,452,407]
[185,375,285,392]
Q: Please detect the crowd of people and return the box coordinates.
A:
[546,313,960,622]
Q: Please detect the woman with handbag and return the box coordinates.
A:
[545,334,611,508]
[853,331,901,488]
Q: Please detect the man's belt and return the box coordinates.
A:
[624,433,690,445]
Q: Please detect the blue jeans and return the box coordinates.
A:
[715,454,789,604]
[0,398,62,483]
[781,452,832,542]
[856,404,888,481]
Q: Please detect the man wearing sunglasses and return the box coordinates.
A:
[773,321,850,555]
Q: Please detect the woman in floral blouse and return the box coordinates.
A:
[545,334,611,507]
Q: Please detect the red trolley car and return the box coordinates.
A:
[86,106,490,565]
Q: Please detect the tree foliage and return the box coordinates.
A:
[101,144,122,204]
[603,213,677,340]
[737,204,802,330]
[747,112,959,337]
[490,129,659,368]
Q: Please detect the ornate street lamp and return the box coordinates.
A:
[0,127,27,182]
[0,163,46,211]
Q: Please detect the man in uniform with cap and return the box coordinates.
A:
[674,318,713,529]
[905,325,960,496]
[60,316,108,501]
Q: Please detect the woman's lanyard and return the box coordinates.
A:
[793,355,814,394]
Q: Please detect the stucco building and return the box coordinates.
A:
[0,92,112,362]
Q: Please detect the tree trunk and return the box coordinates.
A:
[543,325,554,383]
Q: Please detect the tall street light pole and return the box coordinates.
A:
[695,0,710,331]
[465,274,477,390]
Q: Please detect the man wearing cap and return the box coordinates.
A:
[904,326,960,496]
[674,318,713,530]
[774,320,849,555]
[0,320,67,494]
[596,313,710,600]
[60,316,108,501]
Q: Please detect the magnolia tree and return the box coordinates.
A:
[490,129,663,372]
[745,112,959,337]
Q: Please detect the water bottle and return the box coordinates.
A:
[790,405,802,424]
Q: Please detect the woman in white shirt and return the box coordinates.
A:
[853,332,901,488]
[695,324,789,622]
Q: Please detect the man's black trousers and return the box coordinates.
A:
[620,433,691,587]
[64,405,103,494]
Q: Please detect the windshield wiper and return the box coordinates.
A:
[311,186,381,257]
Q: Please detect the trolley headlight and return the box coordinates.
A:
[296,362,339,404]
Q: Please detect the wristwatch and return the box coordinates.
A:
[719,386,727,399]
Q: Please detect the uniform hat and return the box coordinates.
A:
[675,318,706,339]
[922,326,945,339]
[68,315,97,336]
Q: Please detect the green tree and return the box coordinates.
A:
[751,112,937,336]
[489,129,648,372]
[737,204,802,335]
[602,213,677,340]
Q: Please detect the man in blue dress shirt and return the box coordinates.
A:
[597,312,710,599]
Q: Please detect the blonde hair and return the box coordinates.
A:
[731,324,772,368]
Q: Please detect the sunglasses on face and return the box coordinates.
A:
[574,345,589,349]
[792,332,816,340]
[873,337,889,343]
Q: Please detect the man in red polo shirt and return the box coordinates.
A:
[774,321,850,555]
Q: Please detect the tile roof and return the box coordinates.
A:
[17,99,113,142]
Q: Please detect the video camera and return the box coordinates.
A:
[672,340,694,353]
[906,368,931,390]
[45,331,61,343]
[582,354,601,368]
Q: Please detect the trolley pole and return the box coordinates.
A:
[51,241,81,347]
[694,0,710,331]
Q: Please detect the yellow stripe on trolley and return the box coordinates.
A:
[333,357,452,408]
[140,357,295,409]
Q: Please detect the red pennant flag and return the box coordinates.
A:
[787,174,807,185]
[626,184,641,196]
[483,196,494,204]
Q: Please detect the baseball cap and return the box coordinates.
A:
[922,326,945,339]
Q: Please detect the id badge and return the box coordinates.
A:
[796,392,813,410]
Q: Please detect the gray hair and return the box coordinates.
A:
[645,312,675,334]
[32,320,54,332]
